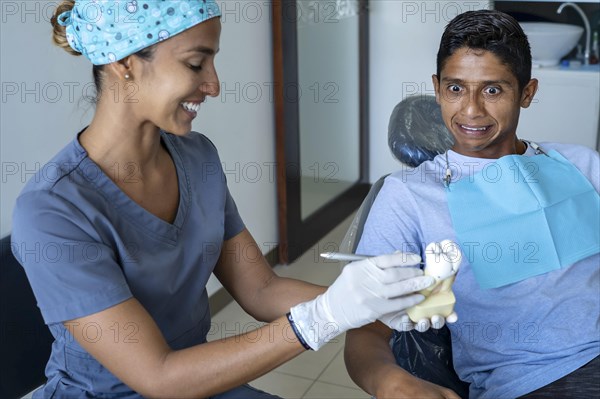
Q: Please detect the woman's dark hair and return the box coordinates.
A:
[436,10,532,92]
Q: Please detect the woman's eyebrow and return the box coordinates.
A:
[182,46,220,55]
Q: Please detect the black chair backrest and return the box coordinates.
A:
[1,235,53,399]
[388,95,453,167]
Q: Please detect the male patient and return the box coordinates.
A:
[344,9,600,399]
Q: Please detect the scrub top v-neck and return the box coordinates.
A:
[76,130,191,242]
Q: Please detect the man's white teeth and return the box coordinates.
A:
[182,102,200,113]
[461,125,487,131]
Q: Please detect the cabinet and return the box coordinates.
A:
[517,67,600,151]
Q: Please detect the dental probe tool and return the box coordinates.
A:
[320,252,371,261]
[320,252,425,264]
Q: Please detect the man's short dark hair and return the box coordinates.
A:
[436,10,532,92]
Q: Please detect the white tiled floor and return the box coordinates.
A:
[210,213,371,399]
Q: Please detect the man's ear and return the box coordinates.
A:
[520,78,538,108]
[432,74,441,104]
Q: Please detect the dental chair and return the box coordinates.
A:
[341,95,470,398]
[1,235,53,399]
[341,94,453,262]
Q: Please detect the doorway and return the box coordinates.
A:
[272,0,370,263]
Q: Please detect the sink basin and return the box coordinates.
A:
[520,22,584,66]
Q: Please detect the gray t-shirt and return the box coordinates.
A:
[12,130,245,397]
[357,142,600,398]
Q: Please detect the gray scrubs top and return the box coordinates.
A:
[11,130,245,397]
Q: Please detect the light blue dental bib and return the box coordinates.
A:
[447,148,600,289]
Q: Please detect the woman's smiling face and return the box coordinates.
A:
[433,47,537,158]
[131,18,222,136]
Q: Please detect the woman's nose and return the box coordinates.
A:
[201,81,220,97]
[201,68,220,97]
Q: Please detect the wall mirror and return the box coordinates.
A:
[272,0,370,263]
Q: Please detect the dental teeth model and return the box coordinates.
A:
[406,240,462,323]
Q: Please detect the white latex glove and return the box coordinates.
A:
[383,312,458,332]
[290,252,434,350]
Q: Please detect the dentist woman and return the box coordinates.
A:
[10,1,435,398]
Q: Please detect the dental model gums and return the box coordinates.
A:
[406,240,462,323]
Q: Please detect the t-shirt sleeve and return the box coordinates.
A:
[11,190,132,325]
[579,148,600,193]
[356,176,422,257]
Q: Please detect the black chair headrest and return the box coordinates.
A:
[388,95,454,167]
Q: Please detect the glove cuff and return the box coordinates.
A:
[286,312,312,351]
[290,295,344,351]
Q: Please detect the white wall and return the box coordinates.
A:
[368,0,492,181]
[199,2,277,294]
[195,1,277,254]
[297,14,360,183]
[0,2,277,295]
[1,1,93,237]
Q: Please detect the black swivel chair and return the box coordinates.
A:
[341,95,470,398]
[1,235,54,399]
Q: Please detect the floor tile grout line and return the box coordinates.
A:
[265,370,315,382]
[300,346,346,398]
[312,380,366,391]
[313,348,366,391]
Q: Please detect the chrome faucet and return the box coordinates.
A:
[557,2,591,65]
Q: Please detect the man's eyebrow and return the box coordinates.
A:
[441,77,514,86]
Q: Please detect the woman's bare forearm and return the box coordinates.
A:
[67,299,307,399]
[250,275,326,321]
[159,314,306,398]
[213,229,326,322]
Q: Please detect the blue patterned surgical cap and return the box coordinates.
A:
[57,0,221,65]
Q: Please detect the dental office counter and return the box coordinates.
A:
[517,65,600,151]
